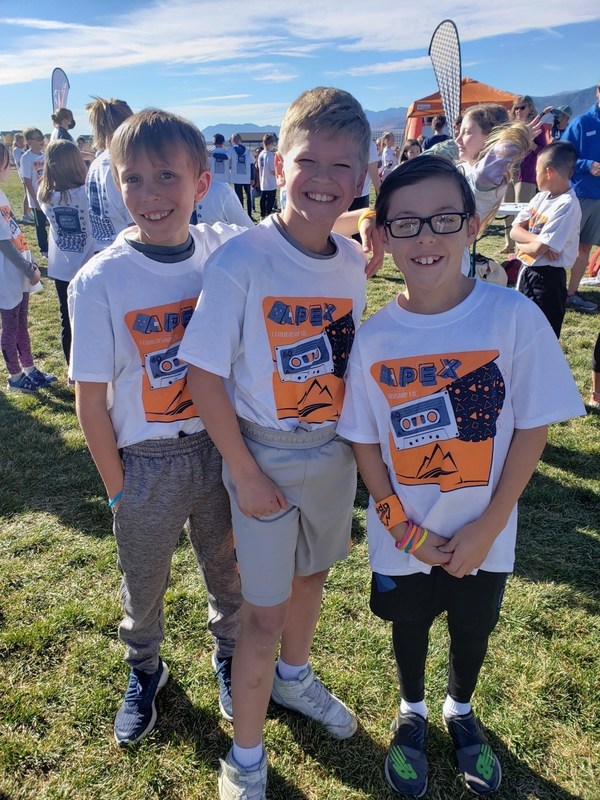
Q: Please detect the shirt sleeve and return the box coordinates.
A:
[534,198,580,254]
[68,272,116,382]
[337,336,381,444]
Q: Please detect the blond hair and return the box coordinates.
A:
[38,140,88,205]
[110,108,208,183]
[278,87,370,168]
[86,97,133,151]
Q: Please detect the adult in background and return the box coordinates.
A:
[50,108,76,142]
[543,105,572,142]
[422,115,450,150]
[501,95,549,254]
[561,82,600,312]
[85,97,134,250]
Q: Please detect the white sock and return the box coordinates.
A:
[9,371,23,381]
[232,742,264,769]
[276,657,308,681]
[443,695,471,719]
[23,366,35,375]
[400,698,428,719]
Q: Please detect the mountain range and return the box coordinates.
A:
[202,84,597,140]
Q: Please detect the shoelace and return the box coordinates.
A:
[299,676,334,716]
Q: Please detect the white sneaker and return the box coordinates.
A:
[218,749,267,800]
[271,665,357,739]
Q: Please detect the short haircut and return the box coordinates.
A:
[110,108,208,182]
[23,127,44,142]
[278,87,370,168]
[375,156,476,227]
[432,115,446,130]
[263,133,274,148]
[538,140,577,180]
[213,133,225,146]
[463,104,509,136]
[86,97,133,151]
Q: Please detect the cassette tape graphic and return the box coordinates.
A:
[144,344,188,389]
[390,390,459,450]
[274,332,334,383]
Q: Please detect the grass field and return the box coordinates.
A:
[0,167,598,800]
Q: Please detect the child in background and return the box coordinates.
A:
[337,157,584,797]
[38,140,95,363]
[400,139,422,162]
[20,127,49,256]
[11,133,33,222]
[380,131,398,179]
[257,134,277,218]
[69,109,243,747]
[0,143,56,393]
[511,141,581,337]
[85,97,134,250]
[180,86,370,800]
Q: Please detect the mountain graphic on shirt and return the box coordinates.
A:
[415,444,459,480]
[279,379,334,418]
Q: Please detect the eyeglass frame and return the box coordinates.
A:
[513,105,528,112]
[383,212,470,239]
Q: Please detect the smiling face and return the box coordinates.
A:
[382,175,479,313]
[115,146,209,247]
[456,116,487,165]
[275,129,365,252]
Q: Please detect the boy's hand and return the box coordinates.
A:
[546,248,559,261]
[389,523,451,566]
[438,520,496,578]
[235,470,289,518]
[359,217,384,277]
[30,267,41,286]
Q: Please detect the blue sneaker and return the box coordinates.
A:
[212,652,233,722]
[7,373,39,393]
[28,367,58,388]
[444,710,502,795]
[114,659,169,746]
[384,711,428,797]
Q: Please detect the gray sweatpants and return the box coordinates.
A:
[113,431,241,672]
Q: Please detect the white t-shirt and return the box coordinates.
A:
[38,185,95,282]
[179,216,367,431]
[12,146,25,172]
[258,149,277,191]
[20,149,45,208]
[380,146,397,179]
[0,189,32,310]
[85,150,133,250]
[68,222,244,448]
[227,144,253,184]
[209,147,230,183]
[514,188,581,268]
[196,182,252,227]
[359,140,379,198]
[337,280,585,576]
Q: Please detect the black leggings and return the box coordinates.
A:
[234,183,253,217]
[32,207,48,254]
[54,279,71,364]
[371,569,507,703]
[260,189,276,218]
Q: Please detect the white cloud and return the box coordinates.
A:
[329,56,431,77]
[254,70,299,83]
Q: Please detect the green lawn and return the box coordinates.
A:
[0,168,598,799]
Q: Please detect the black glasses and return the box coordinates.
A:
[384,213,469,239]
[514,105,527,111]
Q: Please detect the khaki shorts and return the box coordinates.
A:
[222,420,357,606]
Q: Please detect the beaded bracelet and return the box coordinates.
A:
[357,209,376,230]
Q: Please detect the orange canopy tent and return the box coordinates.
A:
[404,77,517,141]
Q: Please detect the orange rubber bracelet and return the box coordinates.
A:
[374,493,408,531]
[357,209,376,230]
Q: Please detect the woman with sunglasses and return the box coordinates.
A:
[501,95,550,253]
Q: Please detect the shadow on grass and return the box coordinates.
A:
[0,387,109,538]
[151,680,310,799]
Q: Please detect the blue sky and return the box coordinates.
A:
[1,0,599,135]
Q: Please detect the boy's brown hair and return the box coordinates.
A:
[110,108,208,183]
[86,97,133,152]
[38,140,88,205]
[278,87,370,168]
[23,127,44,142]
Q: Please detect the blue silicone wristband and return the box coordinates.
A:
[108,490,123,508]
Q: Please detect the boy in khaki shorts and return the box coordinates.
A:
[179,86,370,799]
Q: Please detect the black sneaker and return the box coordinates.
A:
[28,367,58,388]
[6,373,39,393]
[212,652,233,722]
[384,711,428,797]
[444,710,502,795]
[114,659,169,746]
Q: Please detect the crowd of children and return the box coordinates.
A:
[1,85,594,799]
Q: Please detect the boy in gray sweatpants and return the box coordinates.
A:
[68,109,247,746]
